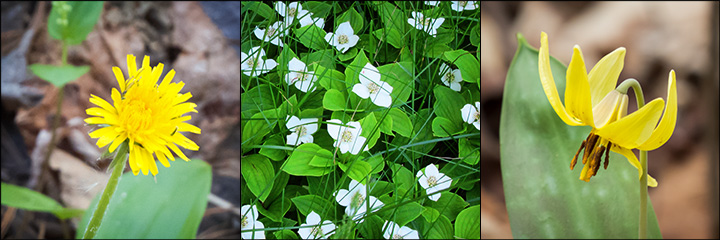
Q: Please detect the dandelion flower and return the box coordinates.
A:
[382,220,420,239]
[85,54,201,176]
[352,63,394,107]
[417,164,452,201]
[334,179,384,223]
[325,21,359,53]
[298,211,336,239]
[408,12,444,37]
[439,63,463,92]
[461,102,480,130]
[241,205,265,239]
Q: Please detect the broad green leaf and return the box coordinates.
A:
[274,229,300,239]
[500,33,661,238]
[359,112,381,149]
[304,49,336,70]
[433,27,454,45]
[364,152,385,174]
[377,61,414,106]
[388,108,412,137]
[433,85,466,124]
[282,143,334,176]
[358,215,384,239]
[291,194,334,220]
[323,89,346,111]
[423,43,451,59]
[431,116,462,137]
[429,192,468,222]
[308,150,335,168]
[76,159,211,239]
[28,64,89,87]
[367,180,394,197]
[338,47,359,62]
[295,24,328,50]
[259,135,287,161]
[257,196,291,222]
[420,214,453,239]
[303,1,332,19]
[379,201,423,227]
[469,24,480,47]
[376,2,406,33]
[338,160,372,185]
[241,84,277,113]
[314,64,345,92]
[48,2,103,45]
[373,112,394,136]
[444,49,479,83]
[372,28,404,49]
[242,2,276,21]
[455,205,480,239]
[421,206,440,223]
[278,46,299,81]
[345,50,370,92]
[459,137,480,165]
[265,167,290,203]
[1,182,84,219]
[390,163,414,191]
[241,154,275,202]
[337,8,364,34]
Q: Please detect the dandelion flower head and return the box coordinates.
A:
[85,54,202,176]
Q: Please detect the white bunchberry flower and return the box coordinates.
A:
[327,119,369,155]
[439,63,463,92]
[299,13,325,29]
[334,179,384,223]
[416,164,452,201]
[450,1,478,12]
[253,21,287,47]
[407,11,445,37]
[275,2,311,28]
[298,211,336,239]
[241,46,277,77]
[424,1,440,6]
[285,57,317,92]
[325,21,360,53]
[382,220,420,239]
[286,116,319,146]
[352,63,394,108]
[461,102,480,130]
[241,205,265,239]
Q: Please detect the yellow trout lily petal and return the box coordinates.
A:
[637,70,678,151]
[596,98,664,149]
[611,145,658,187]
[539,32,583,126]
[588,47,626,106]
[565,45,594,127]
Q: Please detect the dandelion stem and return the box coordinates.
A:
[82,142,128,239]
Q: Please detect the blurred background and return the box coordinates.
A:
[1,1,240,238]
[480,1,719,238]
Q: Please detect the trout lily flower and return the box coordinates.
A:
[417,164,452,201]
[285,57,317,92]
[253,21,287,47]
[241,205,265,239]
[286,116,318,146]
[298,211,336,239]
[538,32,677,187]
[352,63,394,107]
[242,47,277,77]
[334,179,384,223]
[439,62,463,92]
[408,12,444,37]
[327,119,369,155]
[85,54,201,176]
[325,21,359,53]
[382,221,420,239]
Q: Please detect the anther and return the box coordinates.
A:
[582,133,599,165]
[603,143,612,169]
[591,145,605,176]
[571,140,586,170]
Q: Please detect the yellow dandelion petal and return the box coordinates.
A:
[127,55,138,78]
[112,67,126,93]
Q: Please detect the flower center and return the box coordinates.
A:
[393,233,404,239]
[341,129,353,143]
[310,225,322,238]
[266,27,276,38]
[350,192,365,209]
[571,132,613,182]
[295,125,307,137]
[121,99,153,134]
[247,57,256,69]
[242,216,248,228]
[427,175,438,187]
[473,111,480,121]
[338,34,349,44]
[367,82,380,94]
[459,1,468,7]
[444,71,455,83]
[420,17,432,27]
[288,7,297,18]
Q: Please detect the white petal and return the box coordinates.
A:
[433,18,445,29]
[453,69,463,82]
[286,116,301,128]
[475,102,481,110]
[338,44,349,53]
[408,18,419,29]
[274,1,287,16]
[288,57,305,71]
[473,121,480,130]
[349,136,367,154]
[439,63,450,76]
[367,196,384,211]
[411,11,422,20]
[346,121,363,136]
[306,211,321,224]
[425,1,440,6]
[346,34,360,48]
[297,224,311,239]
[427,189,441,201]
[320,221,337,238]
[450,81,462,92]
[359,63,381,84]
[339,142,350,153]
[335,189,351,206]
[300,134,314,144]
[289,2,303,14]
[337,21,354,35]
[418,175,430,189]
[327,119,343,140]
[270,37,284,47]
[286,133,300,146]
[314,17,325,29]
[348,179,362,193]
[253,27,265,41]
[352,83,370,99]
[295,79,313,92]
[378,80,393,94]
[371,92,392,107]
[426,164,439,176]
[263,59,277,71]
[461,104,475,123]
[403,228,420,239]
[241,52,249,63]
[383,221,400,238]
[301,118,319,134]
[325,32,335,45]
[436,174,453,190]
[241,205,253,219]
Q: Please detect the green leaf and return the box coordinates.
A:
[372,28,404,49]
[379,201,423,227]
[388,108,413,137]
[433,85,466,124]
[257,196,292,222]
[48,2,103,45]
[338,47,359,62]
[323,89,346,111]
[429,192,468,221]
[28,64,89,87]
[295,24,328,50]
[431,116,462,137]
[304,49,336,70]
[390,163,414,192]
[259,135,287,161]
[338,160,372,185]
[278,46,299,81]
[358,215,384,239]
[1,182,84,219]
[421,206,440,223]
[459,137,480,165]
[242,2,276,21]
[303,2,332,19]
[359,112,381,149]
[283,143,334,176]
[308,150,335,168]
[469,24,480,47]
[241,84,277,113]
[241,154,275,202]
[377,61,414,106]
[376,2,406,33]
[374,112,394,136]
[345,50,370,91]
[420,214,453,239]
[423,43,451,59]
[290,194,334,219]
[314,64,345,92]
[500,33,661,238]
[274,229,300,239]
[455,205,480,239]
[265,168,290,203]
[338,8,364,33]
[76,159,211,238]
[444,49,479,83]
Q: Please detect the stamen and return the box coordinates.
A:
[582,133,599,165]
[591,145,605,177]
[571,140,586,170]
[603,143,612,169]
[338,34,349,44]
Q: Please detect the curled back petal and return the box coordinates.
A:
[637,70,677,151]
[588,47,625,106]
[538,32,584,126]
[611,145,658,187]
[596,98,664,149]
[565,45,594,127]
